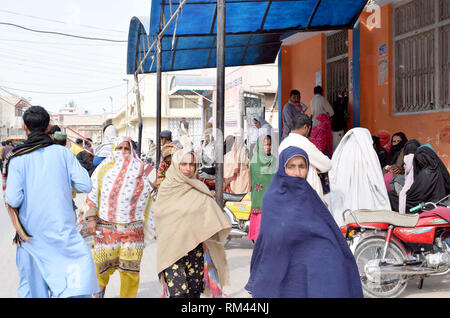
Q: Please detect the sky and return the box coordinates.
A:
[0,0,151,115]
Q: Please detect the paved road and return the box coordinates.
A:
[0,193,448,298]
[0,193,252,298]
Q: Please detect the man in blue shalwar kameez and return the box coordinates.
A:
[4,106,99,298]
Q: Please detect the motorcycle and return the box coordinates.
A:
[340,195,450,298]
[223,192,252,241]
[198,163,253,242]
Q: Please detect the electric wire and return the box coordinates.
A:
[0,83,126,95]
[0,22,128,42]
[0,9,127,34]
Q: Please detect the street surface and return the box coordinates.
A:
[0,193,449,298]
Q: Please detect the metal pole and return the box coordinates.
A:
[123,78,129,136]
[215,0,225,206]
[134,72,143,157]
[156,36,162,168]
[134,0,188,76]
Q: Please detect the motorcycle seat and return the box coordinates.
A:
[223,192,246,202]
[344,209,420,228]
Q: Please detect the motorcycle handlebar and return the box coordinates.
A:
[409,202,438,213]
[409,204,422,212]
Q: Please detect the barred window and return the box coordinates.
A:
[169,97,183,109]
[185,98,200,108]
[394,0,450,113]
[326,30,349,105]
[326,30,348,60]
[169,96,200,109]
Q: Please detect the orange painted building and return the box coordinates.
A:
[280,0,449,168]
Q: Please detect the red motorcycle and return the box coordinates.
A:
[340,195,450,298]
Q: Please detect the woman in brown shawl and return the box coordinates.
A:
[154,147,231,298]
[224,135,251,194]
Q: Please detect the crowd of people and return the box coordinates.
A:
[1,86,449,298]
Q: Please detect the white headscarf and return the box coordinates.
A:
[399,154,415,214]
[94,125,118,158]
[253,115,272,137]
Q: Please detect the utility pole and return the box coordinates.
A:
[109,96,113,113]
[215,0,225,206]
[156,36,162,168]
[123,78,129,135]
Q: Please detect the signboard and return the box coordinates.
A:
[378,43,387,57]
[224,76,243,136]
[378,56,389,86]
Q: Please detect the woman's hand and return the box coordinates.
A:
[87,217,97,235]
[390,167,401,174]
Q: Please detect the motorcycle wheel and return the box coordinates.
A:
[354,237,408,298]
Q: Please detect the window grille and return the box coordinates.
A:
[394,0,450,113]
[394,0,436,36]
[395,30,435,112]
[168,117,202,148]
[185,97,200,108]
[169,97,183,108]
[326,31,349,105]
[326,57,348,105]
[326,30,348,60]
[440,0,450,21]
[439,23,450,108]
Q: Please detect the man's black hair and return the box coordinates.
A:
[48,125,61,135]
[76,138,83,144]
[1,141,6,146]
[292,113,312,130]
[22,106,50,133]
[290,89,301,97]
[314,86,324,95]
[54,139,67,147]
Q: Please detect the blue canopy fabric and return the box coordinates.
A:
[127,0,368,74]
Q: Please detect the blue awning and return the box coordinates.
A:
[127,0,368,74]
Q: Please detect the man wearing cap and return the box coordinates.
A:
[54,131,67,147]
[160,130,172,146]
[48,125,61,141]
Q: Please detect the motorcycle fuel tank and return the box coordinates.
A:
[394,227,435,244]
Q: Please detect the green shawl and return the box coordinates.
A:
[250,136,276,213]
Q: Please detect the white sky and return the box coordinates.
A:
[0,0,151,114]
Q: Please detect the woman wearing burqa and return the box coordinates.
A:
[329,128,390,227]
[245,146,363,298]
[404,146,450,213]
[388,139,421,213]
[383,132,408,191]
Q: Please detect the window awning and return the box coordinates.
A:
[127,0,368,74]
[169,75,215,95]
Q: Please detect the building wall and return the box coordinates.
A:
[0,95,28,139]
[280,33,326,116]
[359,4,449,168]
[280,3,450,168]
